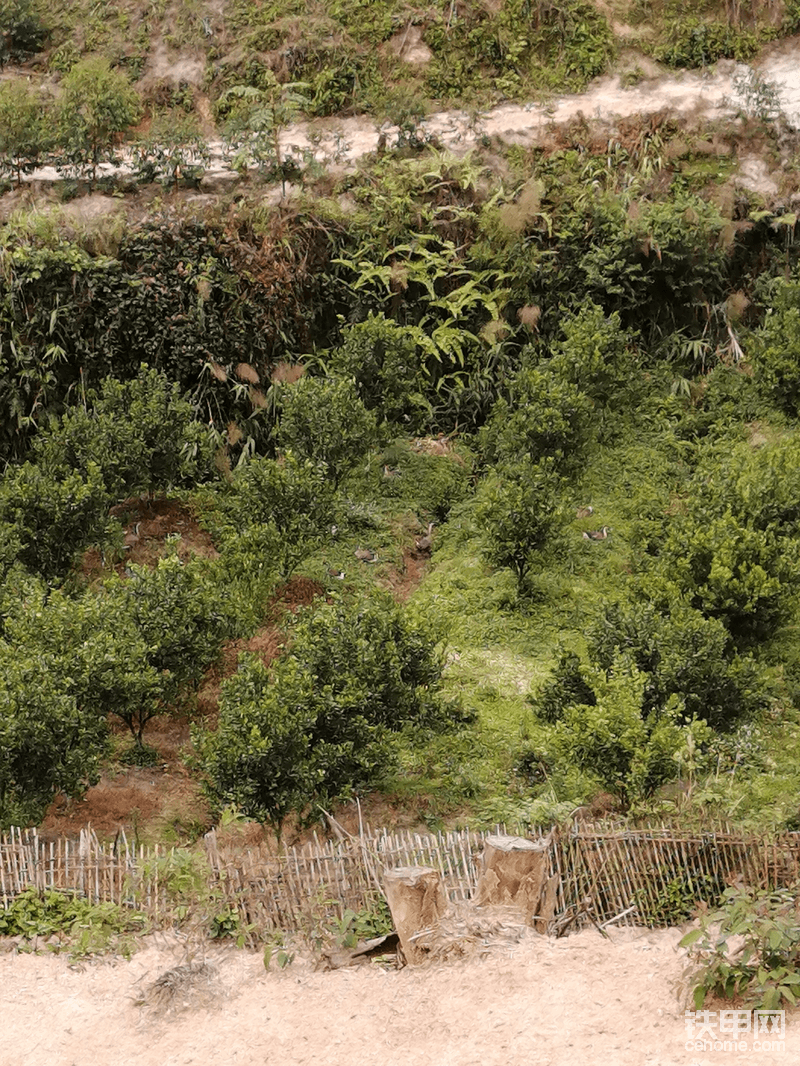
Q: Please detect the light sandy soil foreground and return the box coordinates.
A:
[1,926,796,1066]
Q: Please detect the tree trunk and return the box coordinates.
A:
[476,833,558,931]
[383,865,447,964]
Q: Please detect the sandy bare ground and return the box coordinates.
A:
[2,926,796,1066]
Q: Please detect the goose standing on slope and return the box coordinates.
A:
[583,526,611,541]
[415,523,435,553]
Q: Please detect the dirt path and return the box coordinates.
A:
[2,926,795,1066]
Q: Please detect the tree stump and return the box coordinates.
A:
[383,866,447,964]
[476,834,557,930]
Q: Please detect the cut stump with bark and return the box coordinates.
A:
[476,834,559,932]
[383,865,448,963]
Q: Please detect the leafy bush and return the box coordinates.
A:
[678,367,763,441]
[219,74,310,187]
[132,111,210,189]
[474,457,564,586]
[2,552,230,750]
[688,436,800,539]
[110,553,230,714]
[552,655,713,801]
[0,0,47,65]
[376,439,473,522]
[56,57,141,186]
[681,884,800,1009]
[528,650,596,724]
[588,599,768,730]
[34,366,207,499]
[276,375,378,487]
[479,365,591,469]
[0,645,108,826]
[655,19,759,68]
[424,0,613,98]
[222,454,335,577]
[0,460,112,579]
[547,301,634,407]
[0,80,50,185]
[752,303,800,417]
[324,313,430,429]
[3,583,159,748]
[658,512,794,644]
[0,887,147,957]
[194,596,467,835]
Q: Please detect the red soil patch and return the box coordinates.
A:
[384,545,431,602]
[81,496,218,580]
[40,715,210,843]
[196,575,326,722]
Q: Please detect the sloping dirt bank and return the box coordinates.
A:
[276,48,800,169]
[1,926,796,1065]
[23,38,800,192]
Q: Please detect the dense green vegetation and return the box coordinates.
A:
[2,0,800,842]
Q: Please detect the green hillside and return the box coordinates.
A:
[2,0,800,845]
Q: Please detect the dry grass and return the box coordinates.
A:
[412,902,529,965]
[137,958,220,1015]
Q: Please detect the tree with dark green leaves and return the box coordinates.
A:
[276,375,378,488]
[552,654,713,802]
[324,313,430,430]
[0,646,108,827]
[2,552,231,754]
[0,461,112,580]
[34,366,207,500]
[586,599,768,731]
[0,0,47,67]
[474,457,564,586]
[223,454,335,578]
[479,365,591,469]
[194,597,466,838]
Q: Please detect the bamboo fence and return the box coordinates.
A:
[3,822,800,935]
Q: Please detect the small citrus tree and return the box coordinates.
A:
[57,57,140,187]
[276,376,378,488]
[194,597,466,839]
[474,457,564,587]
[0,80,49,186]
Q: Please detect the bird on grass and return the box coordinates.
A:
[415,523,435,553]
[583,526,611,541]
[122,523,141,551]
[354,547,379,563]
[576,505,594,519]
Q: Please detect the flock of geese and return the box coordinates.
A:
[351,522,435,569]
[576,505,611,541]
[123,502,608,583]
